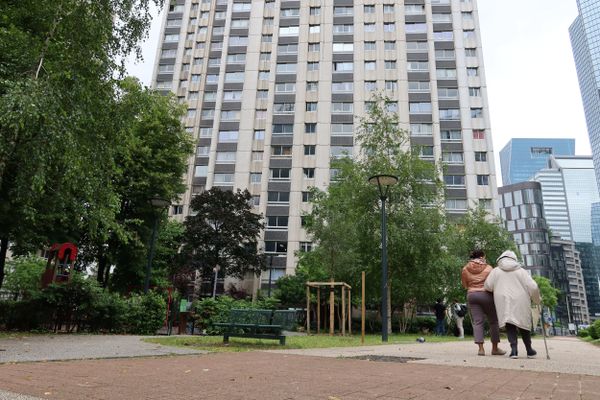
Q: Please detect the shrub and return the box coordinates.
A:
[589,320,600,340]
[578,328,590,337]
[124,291,167,334]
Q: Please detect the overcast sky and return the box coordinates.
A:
[125,0,591,185]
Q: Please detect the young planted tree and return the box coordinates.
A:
[182,188,266,284]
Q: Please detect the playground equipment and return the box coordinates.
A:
[41,242,79,288]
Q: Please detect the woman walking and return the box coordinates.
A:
[461,249,506,356]
[484,250,541,359]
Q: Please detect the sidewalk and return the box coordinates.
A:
[0,336,598,399]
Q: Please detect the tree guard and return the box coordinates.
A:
[306,280,352,336]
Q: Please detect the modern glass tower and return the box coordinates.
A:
[570,0,600,190]
[499,138,575,186]
[152,0,498,287]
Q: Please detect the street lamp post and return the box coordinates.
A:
[144,196,170,294]
[369,174,399,342]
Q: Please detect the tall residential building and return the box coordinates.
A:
[152,0,498,287]
[570,0,600,190]
[498,138,575,186]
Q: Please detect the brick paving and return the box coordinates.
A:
[1,351,599,399]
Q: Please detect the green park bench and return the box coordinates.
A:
[213,309,297,345]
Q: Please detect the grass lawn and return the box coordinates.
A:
[582,336,600,346]
[144,333,462,353]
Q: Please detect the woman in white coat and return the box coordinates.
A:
[484,250,541,359]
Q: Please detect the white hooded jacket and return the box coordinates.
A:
[484,250,541,330]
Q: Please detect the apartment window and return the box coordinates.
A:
[446,199,467,210]
[214,11,226,20]
[418,146,434,158]
[410,124,433,136]
[220,110,240,121]
[166,19,181,27]
[467,67,479,77]
[303,168,315,179]
[213,174,234,184]
[300,242,313,252]
[333,43,354,53]
[187,109,197,118]
[406,41,428,52]
[469,87,481,97]
[383,23,396,32]
[409,102,432,114]
[270,168,291,180]
[281,8,300,17]
[384,4,395,13]
[408,81,430,92]
[250,173,262,184]
[332,102,353,113]
[225,72,245,82]
[331,146,353,159]
[258,71,270,80]
[302,191,313,202]
[471,108,483,118]
[278,43,298,54]
[275,83,296,93]
[364,5,375,13]
[272,124,294,134]
[229,36,248,46]
[188,91,199,100]
[479,199,492,210]
[164,34,180,42]
[218,130,239,142]
[364,23,376,33]
[181,63,190,72]
[405,5,425,15]
[265,241,287,253]
[433,31,454,41]
[333,24,353,34]
[444,175,465,186]
[432,13,452,23]
[463,30,476,40]
[254,130,265,140]
[256,90,268,100]
[435,49,455,60]
[210,42,223,51]
[305,123,317,134]
[473,129,485,140]
[365,61,376,71]
[211,26,224,35]
[442,152,464,164]
[385,80,398,91]
[462,11,474,20]
[365,41,376,51]
[227,53,246,64]
[194,165,208,177]
[306,102,318,111]
[203,92,217,102]
[273,102,295,113]
[231,19,249,28]
[200,128,212,137]
[332,82,353,93]
[384,41,396,50]
[260,52,271,61]
[262,34,273,43]
[475,152,487,162]
[255,109,267,120]
[310,6,321,16]
[208,57,221,68]
[440,109,460,120]
[232,3,251,12]
[465,48,478,57]
[333,62,353,72]
[385,60,397,70]
[439,130,461,142]
[438,88,459,99]
[437,69,457,79]
[386,102,398,113]
[308,43,320,52]
[161,49,177,58]
[252,151,263,162]
[158,64,175,73]
[276,63,297,74]
[405,23,426,34]
[196,146,210,156]
[279,26,299,36]
[222,91,242,102]
[407,61,427,71]
[309,25,321,34]
[216,152,236,163]
[477,175,489,186]
[268,191,290,203]
[307,62,319,71]
[331,123,353,136]
[271,145,292,156]
[306,81,318,91]
[334,6,353,15]
[304,145,316,156]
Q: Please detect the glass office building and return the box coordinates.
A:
[499,138,575,186]
[570,0,600,190]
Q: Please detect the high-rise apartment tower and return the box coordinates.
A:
[152,0,498,283]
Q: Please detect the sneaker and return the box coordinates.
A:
[526,349,537,359]
[509,349,518,359]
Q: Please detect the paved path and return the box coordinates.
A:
[0,336,599,399]
[0,335,203,363]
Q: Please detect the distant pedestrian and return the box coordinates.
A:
[451,300,467,339]
[484,250,541,359]
[461,249,506,356]
[434,298,446,336]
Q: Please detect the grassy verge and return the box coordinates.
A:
[582,336,600,346]
[144,333,461,353]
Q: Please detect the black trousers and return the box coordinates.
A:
[505,323,532,350]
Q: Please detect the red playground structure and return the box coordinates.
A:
[41,242,79,288]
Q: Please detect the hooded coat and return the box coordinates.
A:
[461,258,492,292]
[484,250,541,330]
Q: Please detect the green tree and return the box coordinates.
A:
[0,0,162,289]
[533,275,560,309]
[3,255,46,299]
[182,188,266,282]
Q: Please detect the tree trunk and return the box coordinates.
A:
[0,237,9,290]
[96,249,106,285]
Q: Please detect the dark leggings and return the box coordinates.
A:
[505,323,532,350]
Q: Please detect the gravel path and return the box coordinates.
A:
[0,335,204,363]
[0,390,42,400]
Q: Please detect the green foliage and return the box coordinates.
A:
[532,276,560,309]
[578,327,590,337]
[183,188,265,281]
[3,255,46,298]
[588,320,600,340]
[124,291,167,334]
[274,264,327,308]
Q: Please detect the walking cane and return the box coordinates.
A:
[538,304,550,360]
